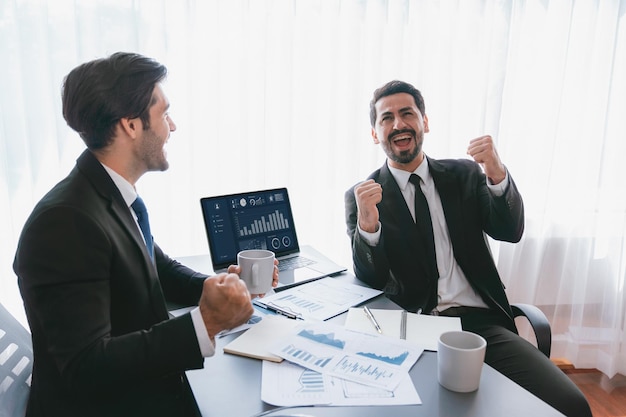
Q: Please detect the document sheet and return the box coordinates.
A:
[261,360,421,406]
[269,321,423,391]
[254,277,383,321]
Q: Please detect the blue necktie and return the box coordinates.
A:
[131,196,154,260]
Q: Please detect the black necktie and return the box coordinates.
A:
[409,174,437,275]
[131,196,154,260]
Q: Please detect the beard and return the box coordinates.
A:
[140,128,169,172]
[381,129,423,165]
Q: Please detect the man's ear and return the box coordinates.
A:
[423,114,429,133]
[119,117,141,138]
[371,127,380,144]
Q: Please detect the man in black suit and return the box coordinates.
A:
[345,80,591,417]
[13,52,277,417]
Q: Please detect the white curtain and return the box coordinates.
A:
[1,0,624,377]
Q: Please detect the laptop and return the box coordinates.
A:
[200,187,346,289]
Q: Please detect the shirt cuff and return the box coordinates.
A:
[486,170,509,197]
[190,306,215,357]
[358,222,382,246]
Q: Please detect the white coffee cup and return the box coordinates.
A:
[237,249,275,294]
[437,330,487,393]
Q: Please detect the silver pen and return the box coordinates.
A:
[400,310,407,340]
[363,305,382,334]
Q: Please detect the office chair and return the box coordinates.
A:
[0,302,32,417]
[511,303,551,357]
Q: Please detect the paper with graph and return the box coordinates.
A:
[270,322,423,391]
[253,277,382,321]
[261,360,421,406]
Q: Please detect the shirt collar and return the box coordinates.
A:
[387,156,431,190]
[100,163,138,207]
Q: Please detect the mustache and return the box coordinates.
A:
[389,129,416,140]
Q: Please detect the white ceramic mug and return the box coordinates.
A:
[237,249,275,294]
[437,330,487,393]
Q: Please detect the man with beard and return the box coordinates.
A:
[13,52,277,417]
[344,80,590,417]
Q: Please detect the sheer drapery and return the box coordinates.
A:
[1,0,625,377]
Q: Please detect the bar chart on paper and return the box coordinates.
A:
[254,277,384,321]
[278,341,403,390]
[272,293,325,315]
[282,344,333,368]
[261,360,422,407]
[271,324,421,391]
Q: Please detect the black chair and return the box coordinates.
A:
[0,302,32,417]
[511,303,552,358]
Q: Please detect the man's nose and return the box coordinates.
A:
[393,116,407,130]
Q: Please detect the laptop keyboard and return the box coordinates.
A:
[278,256,315,271]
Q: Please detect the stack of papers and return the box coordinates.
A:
[222,291,461,407]
[262,321,423,407]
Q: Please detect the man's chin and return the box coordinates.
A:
[149,160,169,172]
[393,149,419,164]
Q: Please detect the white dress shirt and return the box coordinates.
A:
[358,157,509,312]
[101,163,214,357]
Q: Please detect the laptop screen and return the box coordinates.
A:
[200,188,301,270]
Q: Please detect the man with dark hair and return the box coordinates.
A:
[13,52,277,417]
[345,80,591,417]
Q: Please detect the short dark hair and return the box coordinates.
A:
[369,80,425,127]
[62,52,167,150]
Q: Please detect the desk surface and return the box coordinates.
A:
[176,256,564,417]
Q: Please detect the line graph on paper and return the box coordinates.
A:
[332,355,397,386]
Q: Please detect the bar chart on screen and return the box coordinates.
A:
[235,209,291,237]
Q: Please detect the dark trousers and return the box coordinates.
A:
[460,310,592,417]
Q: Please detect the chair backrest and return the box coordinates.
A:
[0,302,32,417]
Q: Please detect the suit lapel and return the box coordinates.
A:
[377,163,414,225]
[428,158,465,251]
[76,150,167,318]
[378,163,436,275]
[77,150,151,261]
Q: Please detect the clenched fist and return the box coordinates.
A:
[467,135,506,184]
[354,179,383,233]
[198,273,254,340]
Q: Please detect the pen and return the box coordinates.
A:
[400,310,407,340]
[363,305,382,334]
[262,304,300,320]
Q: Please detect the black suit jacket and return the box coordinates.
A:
[345,157,524,331]
[13,150,208,417]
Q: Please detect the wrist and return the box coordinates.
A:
[359,221,379,233]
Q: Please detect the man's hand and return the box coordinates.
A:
[354,179,382,233]
[227,259,280,298]
[467,135,506,184]
[198,273,254,340]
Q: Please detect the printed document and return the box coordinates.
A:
[270,321,423,391]
[254,277,382,321]
[261,360,421,406]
